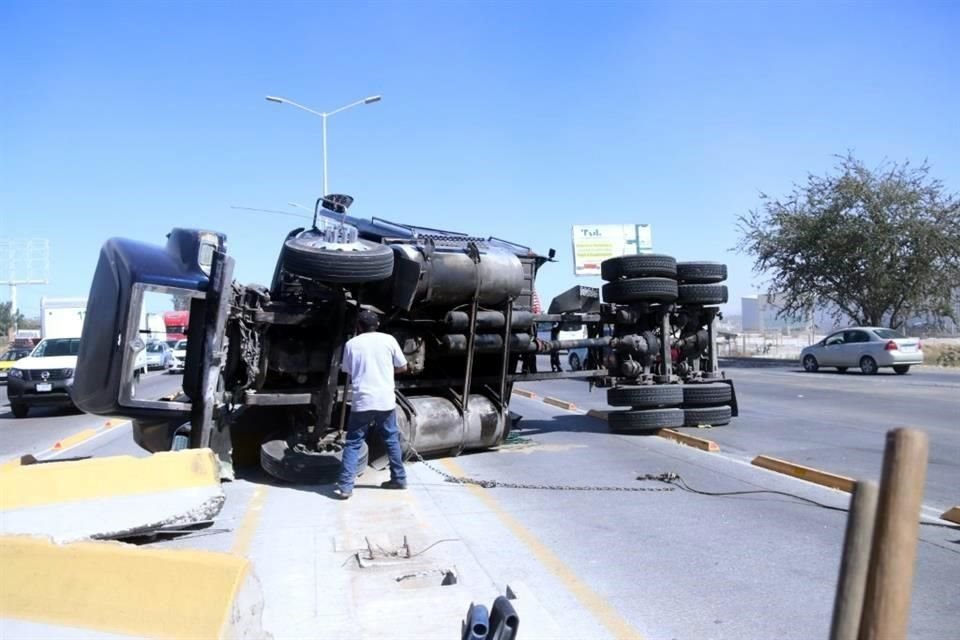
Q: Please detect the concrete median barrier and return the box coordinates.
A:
[0,449,225,542]
[0,535,268,639]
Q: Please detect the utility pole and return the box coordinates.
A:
[0,239,49,325]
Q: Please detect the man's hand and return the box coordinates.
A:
[394,364,408,374]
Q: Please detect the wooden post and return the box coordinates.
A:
[858,428,929,640]
[830,481,878,640]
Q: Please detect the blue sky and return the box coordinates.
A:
[2,0,958,318]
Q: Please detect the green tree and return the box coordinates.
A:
[738,153,960,329]
[1,301,24,336]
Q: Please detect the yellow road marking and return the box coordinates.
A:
[53,428,98,450]
[232,486,268,555]
[439,458,644,640]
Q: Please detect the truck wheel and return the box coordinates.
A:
[602,277,678,304]
[676,262,727,284]
[608,408,685,433]
[681,383,732,407]
[600,254,677,281]
[260,438,369,484]
[282,231,394,284]
[684,405,731,427]
[10,403,28,419]
[607,385,683,408]
[677,284,728,305]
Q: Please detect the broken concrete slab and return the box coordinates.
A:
[0,449,224,542]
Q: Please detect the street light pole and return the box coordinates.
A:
[265,94,382,196]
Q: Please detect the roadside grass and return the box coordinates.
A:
[922,342,960,367]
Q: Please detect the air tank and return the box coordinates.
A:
[397,394,505,455]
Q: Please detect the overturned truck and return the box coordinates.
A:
[73,196,737,482]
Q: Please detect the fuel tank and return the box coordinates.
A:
[390,244,525,309]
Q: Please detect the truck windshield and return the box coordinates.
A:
[32,338,81,357]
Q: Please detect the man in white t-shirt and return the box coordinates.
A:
[334,310,408,499]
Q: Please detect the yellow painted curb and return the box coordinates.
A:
[941,506,960,525]
[657,428,720,452]
[52,428,98,450]
[543,396,577,410]
[751,455,854,492]
[0,536,260,639]
[513,388,537,399]
[0,449,221,511]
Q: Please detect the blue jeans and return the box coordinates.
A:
[338,409,406,492]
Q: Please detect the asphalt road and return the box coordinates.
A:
[0,370,182,461]
[518,362,960,512]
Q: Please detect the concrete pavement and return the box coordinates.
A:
[13,391,959,639]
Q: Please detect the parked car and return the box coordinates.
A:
[800,327,923,375]
[168,339,188,373]
[6,337,81,417]
[145,341,176,370]
[0,347,33,383]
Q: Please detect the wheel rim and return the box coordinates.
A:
[861,357,876,374]
[804,356,816,371]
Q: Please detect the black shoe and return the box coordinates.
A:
[333,487,352,500]
[380,479,407,490]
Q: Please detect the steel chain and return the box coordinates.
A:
[406,446,677,492]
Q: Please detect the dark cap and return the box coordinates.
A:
[357,309,380,332]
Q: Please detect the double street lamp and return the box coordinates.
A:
[265,94,382,196]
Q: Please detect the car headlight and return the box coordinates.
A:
[8,368,23,379]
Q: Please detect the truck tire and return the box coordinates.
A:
[676,262,727,284]
[681,383,732,407]
[282,232,394,284]
[607,385,683,408]
[600,254,677,281]
[683,405,731,427]
[260,439,369,484]
[677,284,728,305]
[602,278,678,304]
[608,408,685,433]
[10,403,28,419]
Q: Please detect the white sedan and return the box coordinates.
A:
[800,327,923,375]
[168,339,188,373]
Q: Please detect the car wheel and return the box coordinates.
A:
[836,367,848,373]
[893,365,910,375]
[607,384,683,408]
[568,352,582,371]
[600,254,677,281]
[281,230,394,284]
[802,355,819,372]
[602,277,678,304]
[11,403,28,419]
[859,356,878,375]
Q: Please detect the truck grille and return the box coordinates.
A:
[22,369,72,381]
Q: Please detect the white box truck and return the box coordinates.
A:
[40,297,88,339]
